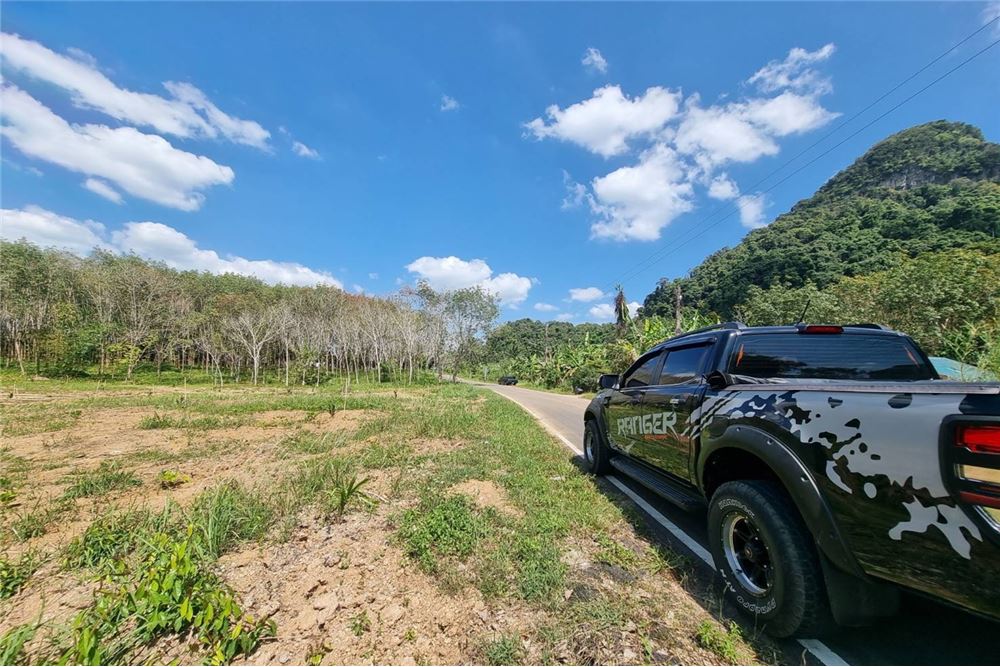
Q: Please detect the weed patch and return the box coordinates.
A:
[64,527,273,664]
[399,494,490,573]
[695,619,743,664]
[482,634,523,665]
[63,461,142,499]
[1,550,42,599]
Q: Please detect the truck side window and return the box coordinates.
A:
[659,344,710,385]
[623,353,662,388]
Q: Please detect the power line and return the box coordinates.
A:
[609,17,1000,292]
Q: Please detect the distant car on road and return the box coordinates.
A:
[584,322,1000,637]
[498,375,518,386]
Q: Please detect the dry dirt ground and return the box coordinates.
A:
[0,379,776,665]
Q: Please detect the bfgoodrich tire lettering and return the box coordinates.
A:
[584,419,610,475]
[708,480,835,638]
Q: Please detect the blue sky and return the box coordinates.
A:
[2,2,999,322]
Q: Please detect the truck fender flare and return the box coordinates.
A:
[699,423,865,579]
[584,404,609,445]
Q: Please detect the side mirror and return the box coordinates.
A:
[598,374,619,390]
[705,370,730,391]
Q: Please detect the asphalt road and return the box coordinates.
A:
[475,381,1000,667]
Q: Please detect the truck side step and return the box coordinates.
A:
[609,457,705,512]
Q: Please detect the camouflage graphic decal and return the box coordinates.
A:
[693,389,984,559]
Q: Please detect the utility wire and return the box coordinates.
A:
[609,17,1000,292]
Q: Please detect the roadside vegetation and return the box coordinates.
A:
[0,375,775,664]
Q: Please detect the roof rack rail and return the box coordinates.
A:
[670,321,745,339]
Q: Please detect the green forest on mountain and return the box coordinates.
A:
[483,121,1000,389]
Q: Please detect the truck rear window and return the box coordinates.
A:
[729,333,937,381]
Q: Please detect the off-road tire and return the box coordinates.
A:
[708,480,836,638]
[583,419,610,475]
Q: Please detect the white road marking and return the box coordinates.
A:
[605,474,714,567]
[798,639,850,666]
[487,385,850,667]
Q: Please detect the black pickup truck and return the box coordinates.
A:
[583,322,1000,637]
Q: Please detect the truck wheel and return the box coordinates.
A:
[708,480,835,638]
[583,419,610,475]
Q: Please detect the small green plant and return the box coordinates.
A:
[64,506,172,570]
[158,469,192,489]
[398,494,489,573]
[403,627,417,642]
[482,634,523,665]
[0,623,38,665]
[0,475,17,507]
[349,611,371,637]
[695,619,743,664]
[10,508,47,542]
[63,461,142,499]
[323,470,373,520]
[0,551,41,599]
[139,411,174,429]
[63,526,274,665]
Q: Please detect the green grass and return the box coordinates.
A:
[595,533,640,570]
[0,623,38,666]
[695,619,744,664]
[279,430,345,456]
[187,481,275,559]
[481,634,523,665]
[0,550,42,599]
[9,498,74,542]
[398,494,491,573]
[62,461,142,499]
[1,375,765,664]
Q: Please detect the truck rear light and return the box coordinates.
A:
[799,325,844,334]
[958,489,1000,510]
[956,425,1000,454]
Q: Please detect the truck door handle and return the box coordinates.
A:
[669,397,682,406]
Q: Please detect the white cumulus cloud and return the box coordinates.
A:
[0,83,234,211]
[747,43,836,94]
[0,32,270,149]
[587,301,640,322]
[440,95,460,112]
[405,256,534,306]
[292,140,320,159]
[529,43,839,242]
[581,47,608,74]
[534,302,558,312]
[589,143,694,241]
[568,287,605,302]
[82,178,123,204]
[525,85,680,158]
[707,174,740,200]
[1,205,109,255]
[1,205,342,287]
[737,193,768,229]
